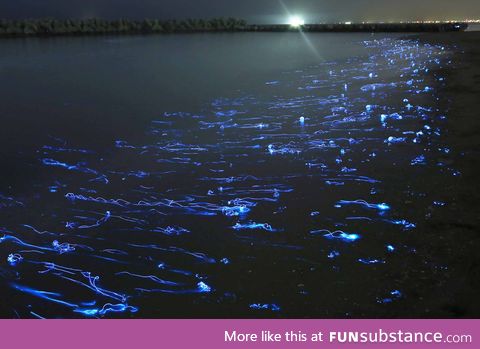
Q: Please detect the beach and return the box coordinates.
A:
[404,31,480,317]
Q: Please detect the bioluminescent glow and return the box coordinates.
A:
[0,36,458,318]
[250,303,281,311]
[76,211,111,229]
[0,194,24,208]
[311,230,361,243]
[328,251,340,259]
[152,226,190,236]
[52,240,76,254]
[387,219,416,230]
[197,281,212,293]
[74,303,138,316]
[378,290,403,304]
[336,200,391,211]
[222,205,251,216]
[358,258,385,265]
[11,283,78,308]
[7,253,23,266]
[232,222,276,232]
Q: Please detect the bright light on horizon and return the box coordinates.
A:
[289,16,305,27]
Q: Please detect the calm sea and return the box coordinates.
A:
[0,32,469,318]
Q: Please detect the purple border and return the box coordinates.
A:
[0,319,478,348]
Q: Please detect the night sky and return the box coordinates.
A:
[1,0,479,23]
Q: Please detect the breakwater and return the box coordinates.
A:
[0,19,468,38]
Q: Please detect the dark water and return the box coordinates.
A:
[466,24,480,31]
[0,33,464,318]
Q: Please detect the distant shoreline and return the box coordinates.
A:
[0,18,468,38]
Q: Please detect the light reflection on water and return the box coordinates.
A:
[0,35,461,318]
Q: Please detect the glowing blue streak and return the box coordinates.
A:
[232,222,275,232]
[249,303,280,311]
[336,200,390,211]
[77,211,111,229]
[0,235,55,252]
[116,271,181,286]
[74,303,138,316]
[358,258,385,265]
[7,253,23,266]
[311,230,360,243]
[11,283,78,308]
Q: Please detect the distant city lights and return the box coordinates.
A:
[300,19,479,25]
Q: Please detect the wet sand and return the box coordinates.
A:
[408,32,480,317]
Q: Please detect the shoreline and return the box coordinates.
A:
[0,20,467,38]
[410,32,480,317]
